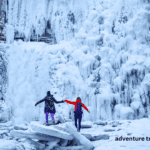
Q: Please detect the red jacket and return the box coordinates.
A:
[64,99,88,111]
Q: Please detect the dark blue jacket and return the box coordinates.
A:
[35,94,64,114]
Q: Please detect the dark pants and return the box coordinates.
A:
[74,112,82,131]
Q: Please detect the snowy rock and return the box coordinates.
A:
[90,134,110,141]
[112,121,119,127]
[22,138,45,150]
[117,128,122,131]
[0,101,10,123]
[55,146,84,150]
[93,121,107,126]
[81,133,92,140]
[0,139,24,150]
[10,130,59,141]
[14,125,28,130]
[81,121,92,128]
[127,133,132,135]
[104,128,115,132]
[45,139,60,150]
[30,122,74,140]
[65,123,94,150]
[112,124,117,127]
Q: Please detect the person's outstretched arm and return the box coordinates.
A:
[82,103,90,112]
[35,97,46,106]
[64,100,76,105]
[53,97,65,104]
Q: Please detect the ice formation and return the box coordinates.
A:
[0,0,150,124]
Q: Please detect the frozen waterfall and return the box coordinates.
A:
[1,0,150,124]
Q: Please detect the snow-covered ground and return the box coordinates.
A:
[0,118,150,150]
[92,118,150,150]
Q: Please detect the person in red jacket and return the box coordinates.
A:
[64,97,90,132]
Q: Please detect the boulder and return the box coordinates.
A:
[65,123,94,150]
[30,122,74,140]
[10,130,59,141]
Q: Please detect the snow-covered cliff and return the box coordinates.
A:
[2,0,150,124]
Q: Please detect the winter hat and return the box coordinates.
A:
[47,91,50,95]
[76,97,81,100]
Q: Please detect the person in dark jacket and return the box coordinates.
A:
[35,91,64,124]
[64,97,90,132]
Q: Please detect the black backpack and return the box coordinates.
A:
[46,95,54,110]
